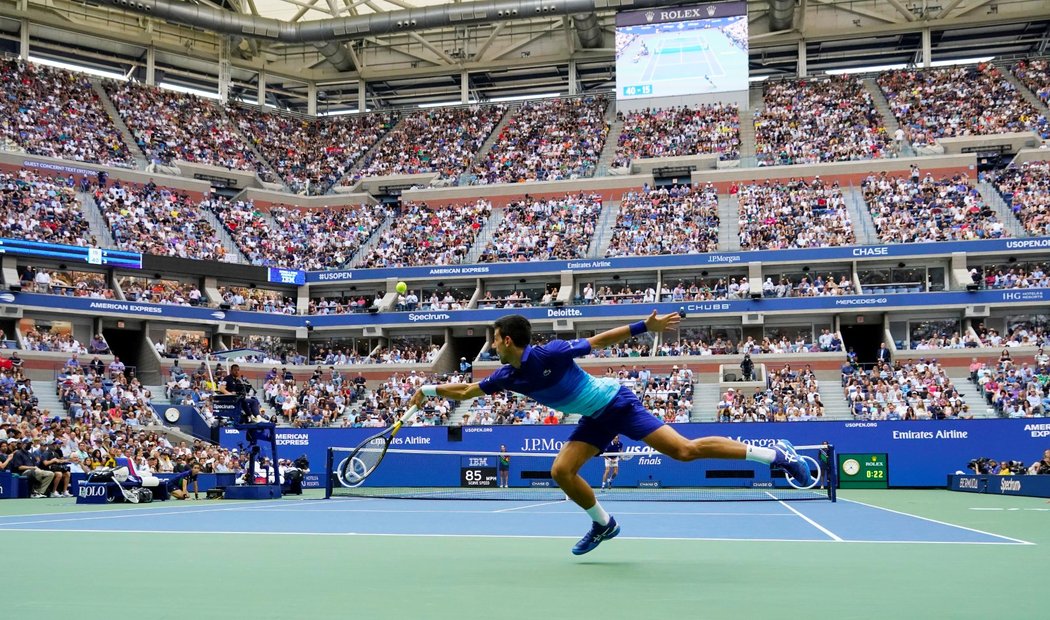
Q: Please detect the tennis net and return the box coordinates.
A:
[326,444,836,502]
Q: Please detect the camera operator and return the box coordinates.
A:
[42,439,72,497]
[969,457,998,474]
[1030,449,1050,475]
[219,363,263,423]
[740,353,754,382]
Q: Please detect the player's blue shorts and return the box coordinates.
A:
[568,386,664,451]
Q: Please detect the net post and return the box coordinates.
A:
[325,447,334,499]
[828,444,838,503]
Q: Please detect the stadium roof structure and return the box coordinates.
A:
[0,0,1047,113]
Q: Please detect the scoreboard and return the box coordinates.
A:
[459,455,498,488]
[838,453,889,489]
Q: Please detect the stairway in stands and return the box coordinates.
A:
[718,194,740,252]
[976,181,1026,238]
[861,77,915,157]
[691,380,722,422]
[589,200,622,258]
[36,381,66,418]
[89,79,148,169]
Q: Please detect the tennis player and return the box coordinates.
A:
[408,313,815,555]
[601,435,623,491]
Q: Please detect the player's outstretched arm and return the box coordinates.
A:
[409,382,485,408]
[587,310,681,349]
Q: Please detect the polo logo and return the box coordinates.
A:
[79,485,108,498]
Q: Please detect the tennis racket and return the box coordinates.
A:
[337,405,420,488]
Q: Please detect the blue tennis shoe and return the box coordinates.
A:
[572,517,620,555]
[773,440,815,487]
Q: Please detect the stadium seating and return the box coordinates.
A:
[356,200,491,268]
[351,105,505,181]
[103,80,264,171]
[0,170,96,247]
[606,184,719,257]
[477,193,601,263]
[755,76,890,166]
[228,105,397,195]
[477,95,610,183]
[989,160,1050,236]
[0,59,135,168]
[737,178,855,249]
[613,103,740,168]
[877,64,1048,147]
[862,171,1007,242]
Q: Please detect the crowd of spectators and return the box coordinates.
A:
[974,319,1050,348]
[229,105,396,194]
[973,349,1050,418]
[719,364,824,422]
[478,96,610,183]
[862,169,1007,242]
[605,184,719,257]
[357,200,491,268]
[988,160,1050,236]
[477,193,601,263]
[464,390,563,425]
[370,341,442,365]
[121,277,203,306]
[19,267,113,299]
[103,80,264,171]
[0,170,97,247]
[93,181,229,261]
[736,178,855,250]
[842,358,970,420]
[308,296,377,315]
[262,366,362,427]
[154,332,211,360]
[21,328,91,354]
[0,59,135,168]
[610,367,694,423]
[612,104,740,168]
[755,76,890,166]
[354,106,505,181]
[761,274,856,297]
[657,336,739,356]
[217,286,297,315]
[969,262,1050,290]
[877,63,1048,147]
[395,289,473,311]
[210,200,387,270]
[309,342,377,365]
[1012,59,1050,106]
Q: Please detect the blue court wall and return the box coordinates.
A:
[218,419,1050,488]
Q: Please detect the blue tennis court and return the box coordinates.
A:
[0,493,1031,545]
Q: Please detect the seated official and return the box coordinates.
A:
[219,363,263,423]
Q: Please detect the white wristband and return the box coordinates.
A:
[421,385,439,397]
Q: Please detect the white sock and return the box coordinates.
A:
[745,445,776,464]
[585,502,611,526]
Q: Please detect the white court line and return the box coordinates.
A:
[841,498,1036,546]
[0,503,281,527]
[969,507,1050,512]
[766,492,843,542]
[0,499,288,521]
[0,528,1030,545]
[493,499,567,513]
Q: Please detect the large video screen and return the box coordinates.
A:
[615,1,748,101]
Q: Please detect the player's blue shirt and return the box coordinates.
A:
[478,339,621,417]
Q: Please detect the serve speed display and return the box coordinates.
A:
[460,456,498,488]
[838,453,888,489]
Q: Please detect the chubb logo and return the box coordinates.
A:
[79,485,108,498]
[645,10,654,21]
[1000,479,1021,493]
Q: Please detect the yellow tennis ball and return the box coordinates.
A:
[396,281,408,294]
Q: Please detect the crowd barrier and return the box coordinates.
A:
[948,474,1050,498]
